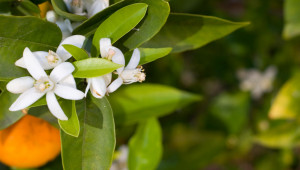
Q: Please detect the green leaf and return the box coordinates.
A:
[20,0,41,14]
[115,0,170,51]
[28,105,59,128]
[129,118,162,170]
[269,71,300,120]
[138,47,172,65]
[92,3,148,56]
[210,92,250,134]
[0,90,24,130]
[72,58,123,78]
[109,84,201,125]
[255,120,300,148]
[51,0,87,21]
[142,13,250,53]
[73,0,169,50]
[283,0,300,39]
[0,16,62,81]
[61,96,115,170]
[62,44,89,61]
[58,100,80,137]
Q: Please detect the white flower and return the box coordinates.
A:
[85,38,124,98]
[7,48,85,120]
[15,35,86,70]
[237,66,277,99]
[64,0,109,18]
[46,10,75,40]
[107,48,146,93]
[110,145,128,170]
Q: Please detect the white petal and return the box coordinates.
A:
[86,0,109,18]
[85,78,92,97]
[9,88,45,111]
[59,75,76,88]
[23,47,47,80]
[46,10,58,23]
[56,35,86,61]
[107,77,123,93]
[33,51,53,70]
[111,47,125,74]
[16,51,53,70]
[46,92,68,120]
[100,38,112,58]
[54,84,85,100]
[15,57,26,68]
[64,19,73,33]
[6,76,34,94]
[50,62,75,83]
[126,48,140,70]
[63,0,72,12]
[103,73,112,86]
[90,77,107,98]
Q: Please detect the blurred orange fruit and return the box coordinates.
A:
[0,114,61,168]
[39,1,53,18]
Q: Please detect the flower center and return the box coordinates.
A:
[107,48,116,61]
[71,0,82,7]
[34,77,54,93]
[46,50,62,67]
[120,66,146,84]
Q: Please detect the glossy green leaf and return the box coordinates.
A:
[0,16,62,81]
[58,100,80,137]
[115,0,170,51]
[129,118,162,170]
[62,44,89,61]
[109,84,201,125]
[269,72,300,119]
[138,47,172,65]
[92,3,148,56]
[0,90,24,130]
[73,0,169,51]
[283,0,300,39]
[51,0,87,21]
[142,13,250,53]
[72,58,123,78]
[210,92,250,134]
[61,96,115,170]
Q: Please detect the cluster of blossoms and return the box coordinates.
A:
[237,66,277,99]
[46,0,109,39]
[6,35,146,120]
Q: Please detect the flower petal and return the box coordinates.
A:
[100,38,112,58]
[59,75,76,88]
[90,77,107,98]
[23,47,47,80]
[9,88,45,111]
[54,84,85,100]
[50,62,75,83]
[86,0,109,18]
[103,73,112,86]
[56,35,86,61]
[85,78,92,97]
[111,47,125,74]
[126,48,140,70]
[107,77,123,93]
[6,76,34,94]
[16,51,53,70]
[46,92,68,120]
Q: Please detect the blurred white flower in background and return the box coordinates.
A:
[110,145,128,170]
[237,66,277,99]
[46,0,109,39]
